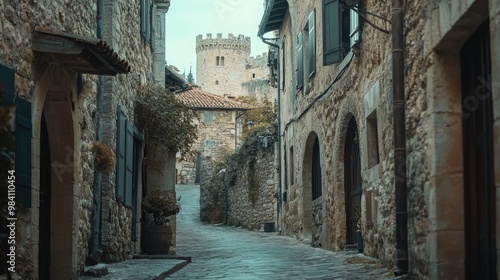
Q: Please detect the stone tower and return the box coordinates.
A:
[196,33,251,97]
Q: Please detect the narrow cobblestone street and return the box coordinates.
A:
[171,185,395,279]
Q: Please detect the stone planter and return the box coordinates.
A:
[142,225,173,255]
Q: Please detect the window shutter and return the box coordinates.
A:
[116,109,126,202]
[145,1,151,44]
[149,3,154,46]
[308,10,316,77]
[15,97,32,208]
[350,8,359,48]
[140,0,146,39]
[296,32,303,90]
[125,120,134,207]
[323,0,341,65]
[0,64,15,105]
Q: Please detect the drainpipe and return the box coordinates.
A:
[392,0,408,275]
[90,0,104,263]
[259,36,281,230]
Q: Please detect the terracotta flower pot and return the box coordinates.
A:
[142,225,173,255]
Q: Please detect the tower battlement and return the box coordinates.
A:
[248,52,268,66]
[196,33,251,54]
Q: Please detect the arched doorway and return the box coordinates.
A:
[302,132,322,243]
[35,65,78,279]
[344,117,361,245]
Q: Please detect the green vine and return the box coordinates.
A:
[247,160,259,205]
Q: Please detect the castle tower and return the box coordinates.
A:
[196,33,251,97]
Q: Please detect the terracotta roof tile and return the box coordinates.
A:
[175,87,256,110]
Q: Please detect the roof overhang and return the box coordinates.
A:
[32,26,130,76]
[165,66,187,85]
[257,0,288,37]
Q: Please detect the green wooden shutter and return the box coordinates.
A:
[15,97,32,208]
[150,3,154,47]
[0,64,15,105]
[125,120,134,206]
[296,32,303,90]
[323,0,341,65]
[145,1,151,44]
[116,109,126,202]
[308,10,316,77]
[140,0,145,38]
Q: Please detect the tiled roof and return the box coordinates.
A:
[175,86,256,110]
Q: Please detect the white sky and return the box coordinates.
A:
[165,0,270,82]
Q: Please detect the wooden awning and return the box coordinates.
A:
[32,26,130,76]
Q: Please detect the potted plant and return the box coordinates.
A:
[142,189,180,254]
[92,141,114,174]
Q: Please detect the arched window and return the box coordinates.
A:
[215,80,219,85]
[216,56,220,66]
[221,56,225,66]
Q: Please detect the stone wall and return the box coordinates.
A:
[99,0,153,263]
[196,33,251,98]
[227,146,276,230]
[195,33,274,101]
[278,0,397,268]
[177,109,241,184]
[200,127,277,231]
[274,0,500,278]
[0,0,156,278]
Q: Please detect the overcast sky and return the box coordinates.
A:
[165,0,269,82]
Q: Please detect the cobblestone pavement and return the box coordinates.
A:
[171,185,396,280]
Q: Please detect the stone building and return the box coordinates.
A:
[195,33,273,102]
[259,0,500,278]
[0,0,171,278]
[174,86,254,184]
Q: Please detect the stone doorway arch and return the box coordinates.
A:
[33,64,79,279]
[302,131,321,243]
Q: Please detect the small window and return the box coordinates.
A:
[215,80,219,85]
[252,73,255,78]
[216,56,220,66]
[221,56,225,66]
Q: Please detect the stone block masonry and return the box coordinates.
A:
[227,147,276,231]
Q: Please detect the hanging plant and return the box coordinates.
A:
[92,141,115,173]
[135,83,198,167]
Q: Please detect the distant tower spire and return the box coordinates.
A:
[187,64,194,84]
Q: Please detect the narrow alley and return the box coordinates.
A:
[171,185,394,279]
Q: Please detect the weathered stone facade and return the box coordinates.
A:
[195,33,273,101]
[177,109,239,184]
[0,0,168,278]
[260,0,500,278]
[174,86,254,185]
[226,145,276,231]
